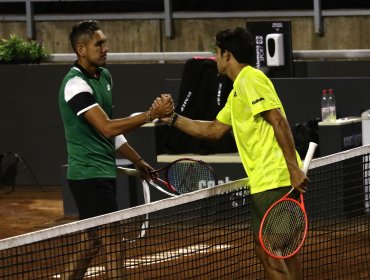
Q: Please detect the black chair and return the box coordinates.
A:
[0,152,21,192]
[0,152,41,193]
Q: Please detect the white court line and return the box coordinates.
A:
[52,266,105,278]
[125,244,231,268]
[52,243,231,278]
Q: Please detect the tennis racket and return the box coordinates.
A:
[137,180,150,238]
[259,142,318,259]
[120,179,150,242]
[117,158,218,196]
[117,166,177,197]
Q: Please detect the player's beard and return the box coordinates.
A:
[91,57,106,68]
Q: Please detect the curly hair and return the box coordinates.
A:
[215,27,255,64]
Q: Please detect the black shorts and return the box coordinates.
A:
[68,178,118,220]
[250,186,291,236]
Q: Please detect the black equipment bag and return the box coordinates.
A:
[160,58,237,155]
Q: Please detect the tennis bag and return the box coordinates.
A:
[160,58,237,154]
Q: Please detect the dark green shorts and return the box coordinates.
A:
[250,186,291,236]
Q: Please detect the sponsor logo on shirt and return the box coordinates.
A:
[252,97,265,105]
[180,91,192,112]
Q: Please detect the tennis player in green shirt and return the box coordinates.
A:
[59,20,173,279]
[161,27,308,280]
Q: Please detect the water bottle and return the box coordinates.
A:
[328,88,337,122]
[321,89,330,122]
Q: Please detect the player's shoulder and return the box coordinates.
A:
[64,66,85,81]
[62,68,92,94]
[236,66,268,89]
[240,67,271,90]
[243,66,268,79]
[99,67,112,78]
[64,67,87,84]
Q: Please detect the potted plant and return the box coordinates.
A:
[0,34,49,64]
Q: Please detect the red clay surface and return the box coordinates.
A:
[0,186,76,239]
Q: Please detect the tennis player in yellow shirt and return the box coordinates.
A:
[160,27,308,280]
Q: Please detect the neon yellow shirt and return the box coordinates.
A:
[217,66,302,194]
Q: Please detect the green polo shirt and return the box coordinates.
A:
[217,66,302,194]
[59,64,116,180]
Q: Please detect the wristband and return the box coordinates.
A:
[114,135,127,150]
[169,113,179,127]
[147,108,152,123]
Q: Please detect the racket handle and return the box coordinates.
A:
[302,142,318,175]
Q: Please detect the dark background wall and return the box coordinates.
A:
[1,61,370,186]
[0,63,184,186]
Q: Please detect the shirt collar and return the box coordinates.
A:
[73,61,101,79]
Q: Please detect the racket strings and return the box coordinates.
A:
[261,200,306,257]
[167,161,216,194]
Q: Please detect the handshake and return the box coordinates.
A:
[148,94,177,125]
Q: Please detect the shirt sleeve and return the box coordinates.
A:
[64,76,98,116]
[216,90,233,125]
[239,72,282,117]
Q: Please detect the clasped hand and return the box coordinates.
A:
[149,94,174,120]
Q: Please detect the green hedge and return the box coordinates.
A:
[0,35,49,64]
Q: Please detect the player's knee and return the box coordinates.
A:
[254,240,266,263]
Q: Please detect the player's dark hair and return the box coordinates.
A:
[215,27,255,64]
[69,20,100,53]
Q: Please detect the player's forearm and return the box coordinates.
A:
[85,95,173,138]
[117,142,143,164]
[108,112,150,136]
[85,106,150,138]
[173,114,219,140]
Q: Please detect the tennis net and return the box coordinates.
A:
[0,145,369,279]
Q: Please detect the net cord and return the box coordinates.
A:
[309,144,370,169]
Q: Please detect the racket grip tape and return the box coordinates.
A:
[302,142,318,175]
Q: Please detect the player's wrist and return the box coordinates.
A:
[133,158,143,165]
[146,108,153,123]
[168,113,179,127]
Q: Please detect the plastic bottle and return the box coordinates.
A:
[328,88,337,122]
[321,89,330,123]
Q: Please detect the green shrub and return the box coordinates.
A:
[0,34,49,64]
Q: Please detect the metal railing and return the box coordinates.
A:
[1,0,370,39]
[47,50,370,63]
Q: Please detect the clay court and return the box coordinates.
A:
[0,186,76,240]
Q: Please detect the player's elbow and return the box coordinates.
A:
[209,133,223,141]
[202,122,229,140]
[98,125,117,139]
[202,130,225,141]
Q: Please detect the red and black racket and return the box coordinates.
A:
[118,158,218,196]
[259,142,318,259]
